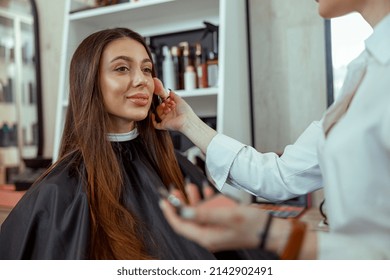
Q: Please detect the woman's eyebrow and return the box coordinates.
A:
[110,56,152,64]
[142,58,153,64]
[110,55,131,63]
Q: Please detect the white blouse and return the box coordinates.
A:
[206,14,390,259]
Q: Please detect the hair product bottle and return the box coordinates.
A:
[195,43,208,88]
[202,22,219,87]
[184,65,196,90]
[171,46,183,90]
[207,51,218,87]
[179,42,190,68]
[179,41,193,88]
[0,122,11,147]
[162,45,176,90]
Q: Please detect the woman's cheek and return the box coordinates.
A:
[149,79,155,95]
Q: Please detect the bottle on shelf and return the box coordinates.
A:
[202,21,219,87]
[3,77,14,103]
[207,51,218,87]
[184,65,196,90]
[162,45,176,91]
[0,122,11,147]
[179,41,194,89]
[1,45,13,103]
[7,55,15,103]
[10,123,18,147]
[171,46,183,90]
[179,41,191,70]
[195,43,208,89]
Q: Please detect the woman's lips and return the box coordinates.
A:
[126,93,149,106]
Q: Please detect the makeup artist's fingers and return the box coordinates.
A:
[152,114,167,130]
[154,103,165,120]
[153,78,170,100]
[152,106,173,130]
[152,113,165,130]
[183,180,232,207]
[170,187,186,205]
[155,101,174,119]
[191,205,245,225]
[160,201,254,252]
[185,183,202,206]
[202,182,215,199]
[159,200,226,250]
[160,98,176,113]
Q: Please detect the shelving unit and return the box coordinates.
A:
[53,0,251,161]
[0,7,38,184]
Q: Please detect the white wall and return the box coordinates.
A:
[249,0,327,153]
[35,0,66,158]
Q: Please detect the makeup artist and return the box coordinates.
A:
[154,0,390,259]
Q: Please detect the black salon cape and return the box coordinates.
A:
[0,137,277,260]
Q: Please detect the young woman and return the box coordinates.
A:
[156,0,390,259]
[0,28,217,260]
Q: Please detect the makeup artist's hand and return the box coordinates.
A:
[152,78,198,132]
[168,180,233,208]
[160,194,269,252]
[162,181,310,258]
[168,181,215,206]
[153,78,176,116]
[159,180,268,252]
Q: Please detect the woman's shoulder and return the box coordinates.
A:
[0,159,90,260]
[20,160,87,209]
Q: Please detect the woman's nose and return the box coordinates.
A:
[132,69,148,87]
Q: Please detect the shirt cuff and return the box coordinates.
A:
[206,134,246,191]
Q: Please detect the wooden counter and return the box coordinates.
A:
[0,184,26,225]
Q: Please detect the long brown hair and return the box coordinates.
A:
[57,28,185,259]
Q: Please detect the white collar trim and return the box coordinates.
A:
[107,128,139,142]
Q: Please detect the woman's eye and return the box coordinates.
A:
[115,66,129,72]
[143,67,153,74]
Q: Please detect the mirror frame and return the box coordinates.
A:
[30,0,43,157]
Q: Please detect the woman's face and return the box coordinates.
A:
[316,0,364,19]
[99,38,154,133]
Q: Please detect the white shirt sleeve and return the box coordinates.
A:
[206,121,323,201]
